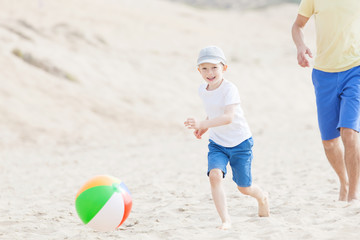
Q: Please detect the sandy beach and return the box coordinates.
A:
[0,0,359,239]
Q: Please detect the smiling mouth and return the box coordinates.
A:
[207,77,216,81]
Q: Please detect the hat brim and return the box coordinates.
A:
[197,58,225,66]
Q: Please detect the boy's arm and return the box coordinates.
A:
[292,14,312,67]
[185,104,236,130]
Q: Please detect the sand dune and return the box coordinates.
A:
[0,0,359,239]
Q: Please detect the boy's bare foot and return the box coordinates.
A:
[218,222,231,230]
[258,192,270,217]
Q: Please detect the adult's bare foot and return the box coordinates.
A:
[339,182,348,201]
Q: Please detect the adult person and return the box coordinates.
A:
[292,0,360,202]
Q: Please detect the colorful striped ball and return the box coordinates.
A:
[75,175,132,231]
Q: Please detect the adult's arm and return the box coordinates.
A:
[292,14,313,67]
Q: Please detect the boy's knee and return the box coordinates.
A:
[209,169,223,185]
[237,186,251,195]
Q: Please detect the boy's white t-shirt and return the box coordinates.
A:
[198,79,252,147]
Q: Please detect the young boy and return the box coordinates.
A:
[184,46,270,230]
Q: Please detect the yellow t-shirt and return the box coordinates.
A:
[298,0,360,72]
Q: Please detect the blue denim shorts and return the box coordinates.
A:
[207,137,253,187]
[312,65,360,140]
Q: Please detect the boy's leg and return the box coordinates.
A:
[207,140,231,229]
[209,169,231,229]
[228,137,269,217]
[237,185,270,217]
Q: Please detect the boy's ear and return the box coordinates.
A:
[197,67,200,73]
[223,65,228,72]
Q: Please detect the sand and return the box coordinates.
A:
[0,0,359,239]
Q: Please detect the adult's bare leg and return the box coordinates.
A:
[322,137,349,201]
[340,128,360,202]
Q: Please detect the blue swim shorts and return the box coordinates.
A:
[312,65,360,140]
[207,137,253,187]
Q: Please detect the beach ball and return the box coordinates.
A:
[75,175,132,231]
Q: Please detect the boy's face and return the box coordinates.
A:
[198,62,227,90]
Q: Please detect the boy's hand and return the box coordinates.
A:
[184,117,201,129]
[184,117,208,139]
[194,129,208,139]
